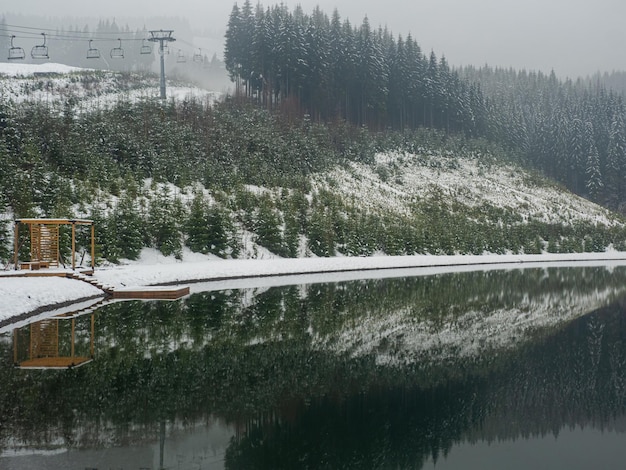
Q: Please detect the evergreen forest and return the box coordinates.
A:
[2,2,626,264]
[224,1,626,207]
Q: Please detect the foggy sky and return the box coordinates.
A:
[6,0,626,79]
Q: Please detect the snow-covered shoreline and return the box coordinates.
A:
[3,251,626,325]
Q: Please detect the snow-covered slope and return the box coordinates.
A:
[0,62,219,107]
[315,151,617,227]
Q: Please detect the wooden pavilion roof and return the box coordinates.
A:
[15,218,94,225]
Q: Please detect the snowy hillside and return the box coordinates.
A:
[1,62,625,263]
[315,150,617,227]
[0,62,219,107]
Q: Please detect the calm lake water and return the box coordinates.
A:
[1,265,626,469]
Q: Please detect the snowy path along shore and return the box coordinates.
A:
[3,251,626,325]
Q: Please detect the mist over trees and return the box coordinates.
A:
[224,1,486,136]
[224,1,626,210]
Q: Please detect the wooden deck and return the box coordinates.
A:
[111,286,190,300]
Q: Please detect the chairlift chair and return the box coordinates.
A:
[86,40,100,59]
[193,48,203,63]
[176,49,186,63]
[110,38,124,59]
[31,33,49,60]
[140,39,152,55]
[8,36,25,60]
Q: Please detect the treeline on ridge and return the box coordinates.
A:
[225,1,626,210]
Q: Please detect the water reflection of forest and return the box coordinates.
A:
[0,267,625,468]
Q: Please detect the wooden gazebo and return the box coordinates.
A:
[14,218,95,271]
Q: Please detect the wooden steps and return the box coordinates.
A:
[67,272,189,300]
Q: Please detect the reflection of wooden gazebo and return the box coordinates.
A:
[13,314,95,369]
[13,218,95,271]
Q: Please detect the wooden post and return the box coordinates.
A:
[13,329,18,364]
[13,221,19,270]
[71,222,76,270]
[91,223,95,270]
[71,319,75,358]
[29,323,34,361]
[90,314,95,358]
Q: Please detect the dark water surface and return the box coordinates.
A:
[1,266,626,469]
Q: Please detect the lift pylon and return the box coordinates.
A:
[148,30,176,100]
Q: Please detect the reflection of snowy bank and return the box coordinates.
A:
[325,286,621,365]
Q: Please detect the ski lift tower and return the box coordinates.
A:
[148,30,176,100]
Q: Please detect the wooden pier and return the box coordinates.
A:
[110,286,190,300]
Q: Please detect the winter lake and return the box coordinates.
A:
[1,265,626,469]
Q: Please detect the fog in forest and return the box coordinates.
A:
[3,0,626,79]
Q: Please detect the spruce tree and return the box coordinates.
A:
[148,186,182,258]
[206,205,232,257]
[113,193,145,260]
[186,193,211,253]
[585,123,603,201]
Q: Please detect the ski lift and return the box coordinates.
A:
[110,38,124,59]
[193,48,203,63]
[140,39,152,55]
[176,49,186,63]
[8,36,25,60]
[30,33,49,60]
[159,44,170,55]
[86,40,100,59]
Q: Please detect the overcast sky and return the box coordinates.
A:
[5,0,626,78]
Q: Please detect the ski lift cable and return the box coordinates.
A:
[3,23,144,37]
[3,24,204,50]
[3,22,208,59]
[1,31,147,43]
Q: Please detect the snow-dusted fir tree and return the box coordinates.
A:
[0,191,10,263]
[148,186,183,259]
[112,193,144,260]
[605,113,626,208]
[585,123,603,201]
[185,193,211,254]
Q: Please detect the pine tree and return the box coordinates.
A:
[0,191,10,264]
[206,205,232,257]
[585,123,603,201]
[185,193,211,253]
[113,193,145,260]
[255,196,285,256]
[605,113,626,208]
[148,186,182,258]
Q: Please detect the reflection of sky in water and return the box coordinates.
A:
[0,421,231,469]
[423,427,626,470]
